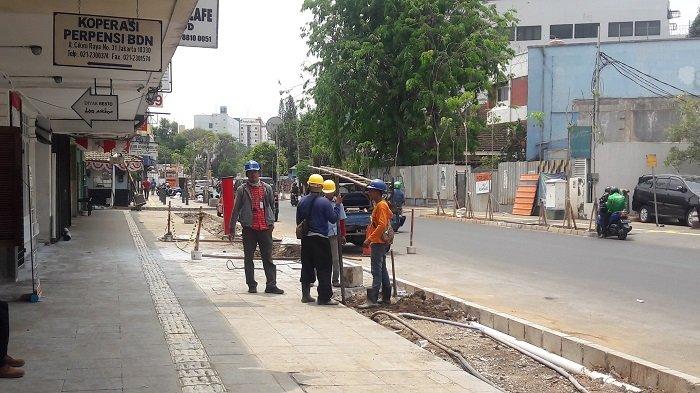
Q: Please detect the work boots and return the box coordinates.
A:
[380,288,392,305]
[301,283,315,303]
[0,364,24,379]
[358,288,379,309]
[317,298,339,306]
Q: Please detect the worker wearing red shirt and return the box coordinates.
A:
[230,161,284,295]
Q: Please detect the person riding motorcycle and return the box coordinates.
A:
[604,187,626,231]
[597,186,612,234]
[389,181,406,230]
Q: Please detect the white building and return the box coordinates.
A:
[238,117,269,147]
[193,106,239,137]
[486,0,678,124]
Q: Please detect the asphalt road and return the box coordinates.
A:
[279,202,699,376]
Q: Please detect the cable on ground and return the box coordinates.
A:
[369,310,504,392]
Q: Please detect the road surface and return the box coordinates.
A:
[279,202,699,376]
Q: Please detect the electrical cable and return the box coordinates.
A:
[398,313,590,393]
[369,310,504,392]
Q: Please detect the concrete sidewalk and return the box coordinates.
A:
[0,209,498,392]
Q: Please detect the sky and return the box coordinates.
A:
[161,0,699,129]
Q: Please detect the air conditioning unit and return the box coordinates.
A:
[569,177,585,218]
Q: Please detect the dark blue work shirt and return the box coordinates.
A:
[296,193,340,237]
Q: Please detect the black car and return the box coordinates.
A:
[632,174,700,226]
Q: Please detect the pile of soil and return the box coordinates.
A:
[345,291,650,393]
[176,212,224,237]
[254,243,301,259]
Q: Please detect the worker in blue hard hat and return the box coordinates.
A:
[359,179,393,308]
[230,160,284,295]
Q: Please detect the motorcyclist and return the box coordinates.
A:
[605,187,626,231]
[390,181,405,230]
[598,186,612,236]
[291,182,299,196]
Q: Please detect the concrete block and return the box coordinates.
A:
[630,358,664,389]
[476,308,495,328]
[561,336,586,364]
[507,318,527,341]
[605,349,632,380]
[582,343,608,370]
[658,368,700,393]
[523,324,543,347]
[492,313,509,334]
[341,265,363,288]
[541,329,565,356]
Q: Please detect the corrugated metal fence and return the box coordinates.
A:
[497,161,540,206]
[369,164,457,205]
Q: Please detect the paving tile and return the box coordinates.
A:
[61,376,123,391]
[0,378,65,393]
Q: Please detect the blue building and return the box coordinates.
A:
[526,38,700,202]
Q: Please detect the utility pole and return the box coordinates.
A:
[204,149,212,204]
[591,25,602,201]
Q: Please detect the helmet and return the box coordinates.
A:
[366,179,387,193]
[244,160,261,173]
[393,181,402,190]
[307,174,324,187]
[611,187,620,194]
[604,186,612,194]
[322,179,336,194]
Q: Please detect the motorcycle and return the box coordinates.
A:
[597,210,632,240]
[290,192,299,207]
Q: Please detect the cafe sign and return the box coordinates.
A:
[54,12,162,72]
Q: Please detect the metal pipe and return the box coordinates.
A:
[409,209,415,247]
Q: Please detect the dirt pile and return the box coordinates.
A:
[254,243,301,259]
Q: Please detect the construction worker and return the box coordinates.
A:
[297,174,343,305]
[360,179,393,308]
[322,180,347,287]
[230,160,284,295]
[0,301,24,378]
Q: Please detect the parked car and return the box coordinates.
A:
[216,177,279,221]
[632,174,700,226]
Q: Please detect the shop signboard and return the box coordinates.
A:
[475,172,491,194]
[54,12,163,71]
[71,88,118,126]
[160,63,172,92]
[180,0,219,48]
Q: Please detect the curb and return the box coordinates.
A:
[142,206,216,212]
[343,261,699,393]
[424,214,597,238]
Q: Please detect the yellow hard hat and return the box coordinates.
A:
[307,174,324,187]
[322,179,336,194]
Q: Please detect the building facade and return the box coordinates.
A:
[238,117,268,147]
[486,0,678,125]
[193,106,239,136]
[526,38,700,201]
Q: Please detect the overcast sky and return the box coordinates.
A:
[161,0,699,129]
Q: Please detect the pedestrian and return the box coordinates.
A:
[158,184,167,205]
[141,178,151,200]
[322,180,346,287]
[297,174,342,305]
[150,178,156,195]
[359,179,393,308]
[229,160,284,295]
[0,301,25,378]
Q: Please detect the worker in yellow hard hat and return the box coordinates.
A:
[296,174,343,305]
[322,180,347,287]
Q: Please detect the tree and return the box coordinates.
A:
[690,8,700,38]
[666,96,700,167]
[295,159,311,185]
[245,142,288,180]
[302,0,515,167]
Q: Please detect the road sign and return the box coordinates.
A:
[160,63,172,92]
[646,154,657,168]
[151,93,164,108]
[180,0,219,48]
[475,172,492,194]
[71,88,118,126]
[129,141,158,159]
[54,12,163,72]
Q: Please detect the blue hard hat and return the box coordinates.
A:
[366,179,387,192]
[244,160,261,172]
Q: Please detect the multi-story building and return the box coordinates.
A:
[237,117,269,147]
[485,0,679,125]
[193,106,239,136]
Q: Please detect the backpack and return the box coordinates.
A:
[296,195,319,239]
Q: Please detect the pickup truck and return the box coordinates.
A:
[342,191,371,246]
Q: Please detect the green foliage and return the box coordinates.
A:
[295,159,311,185]
[528,111,545,127]
[245,142,288,180]
[152,118,249,179]
[302,0,515,167]
[690,8,700,38]
[665,96,700,167]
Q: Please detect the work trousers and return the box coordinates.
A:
[0,301,8,366]
[241,227,277,289]
[300,236,333,302]
[329,235,340,284]
[370,243,391,294]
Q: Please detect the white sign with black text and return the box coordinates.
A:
[71,88,118,126]
[160,63,172,92]
[180,0,219,48]
[130,141,158,159]
[54,12,163,71]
